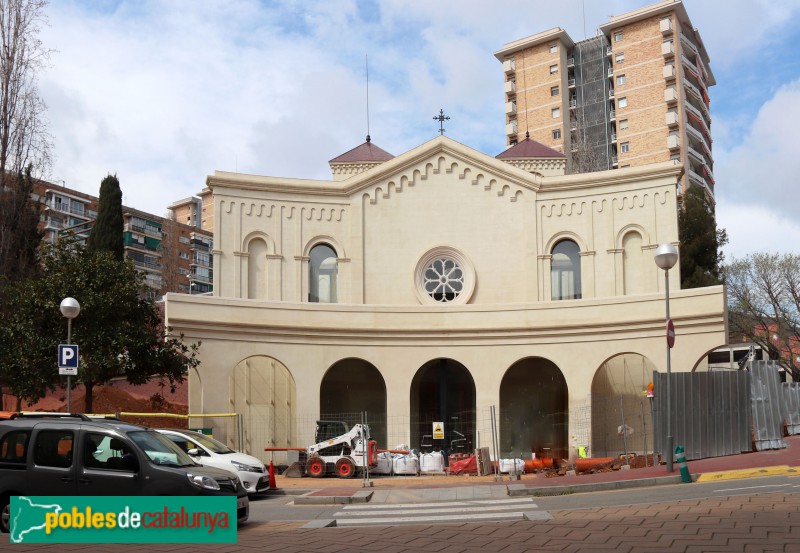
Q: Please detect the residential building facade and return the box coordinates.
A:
[496,0,714,198]
[31,180,213,299]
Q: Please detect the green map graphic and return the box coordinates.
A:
[10,496,63,543]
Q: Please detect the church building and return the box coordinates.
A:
[164,134,726,463]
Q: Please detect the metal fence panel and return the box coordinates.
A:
[781,382,800,435]
[653,370,752,461]
[750,361,788,450]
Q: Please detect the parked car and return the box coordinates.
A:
[0,414,249,534]
[156,429,269,495]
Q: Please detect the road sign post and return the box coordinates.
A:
[667,319,676,349]
[58,344,79,375]
[60,298,81,414]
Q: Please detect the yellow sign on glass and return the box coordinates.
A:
[433,422,444,439]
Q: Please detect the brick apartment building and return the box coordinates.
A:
[31,180,213,298]
[495,0,714,198]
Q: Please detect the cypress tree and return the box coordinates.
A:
[0,165,43,282]
[678,186,727,288]
[88,174,124,260]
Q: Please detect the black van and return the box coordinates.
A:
[0,414,248,533]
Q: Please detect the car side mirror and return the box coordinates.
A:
[187,448,201,456]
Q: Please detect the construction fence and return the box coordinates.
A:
[650,360,800,461]
[102,361,800,467]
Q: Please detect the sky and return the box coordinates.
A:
[37,0,800,260]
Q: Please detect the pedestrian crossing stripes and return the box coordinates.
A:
[330,498,552,527]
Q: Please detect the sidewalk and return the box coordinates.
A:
[273,434,800,504]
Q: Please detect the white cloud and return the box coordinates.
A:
[717,199,800,258]
[31,0,800,260]
[714,80,800,228]
[683,0,800,70]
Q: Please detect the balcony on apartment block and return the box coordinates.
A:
[687,168,711,194]
[503,59,515,74]
[686,125,712,157]
[667,134,680,150]
[665,110,679,127]
[126,223,163,238]
[190,239,212,251]
[47,201,89,218]
[684,101,712,137]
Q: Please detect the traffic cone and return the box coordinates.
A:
[268,460,277,489]
[675,445,692,483]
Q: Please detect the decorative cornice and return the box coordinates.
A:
[164,286,726,344]
[207,136,541,198]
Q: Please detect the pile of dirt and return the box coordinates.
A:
[76,385,188,429]
[16,383,188,430]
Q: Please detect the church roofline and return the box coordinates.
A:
[207,137,683,197]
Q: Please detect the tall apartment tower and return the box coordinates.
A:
[495,0,714,198]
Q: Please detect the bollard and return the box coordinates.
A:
[675,445,691,483]
[268,460,277,489]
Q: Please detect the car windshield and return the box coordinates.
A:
[129,431,197,467]
[185,432,235,454]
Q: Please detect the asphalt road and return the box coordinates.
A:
[4,475,798,552]
[245,473,800,523]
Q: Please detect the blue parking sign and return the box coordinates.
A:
[58,344,79,373]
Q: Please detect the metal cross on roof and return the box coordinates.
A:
[433,109,450,135]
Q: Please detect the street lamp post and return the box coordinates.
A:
[60,297,81,413]
[654,243,678,473]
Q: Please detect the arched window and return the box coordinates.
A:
[309,244,338,303]
[622,231,644,295]
[247,238,268,300]
[551,239,581,300]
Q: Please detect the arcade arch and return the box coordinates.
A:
[231,356,296,464]
[319,359,387,447]
[499,357,568,460]
[590,353,656,458]
[410,359,475,455]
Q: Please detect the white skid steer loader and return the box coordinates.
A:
[305,422,378,478]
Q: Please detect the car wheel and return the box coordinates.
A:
[306,457,325,478]
[335,458,355,479]
[1,496,10,534]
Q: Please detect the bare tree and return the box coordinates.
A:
[568,107,602,174]
[157,212,185,296]
[0,0,51,280]
[726,253,800,380]
[0,0,52,177]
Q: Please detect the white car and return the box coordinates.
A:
[156,429,270,495]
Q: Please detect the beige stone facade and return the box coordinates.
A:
[164,136,727,464]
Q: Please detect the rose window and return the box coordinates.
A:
[423,257,464,302]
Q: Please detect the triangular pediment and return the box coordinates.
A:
[350,136,541,206]
[207,136,542,202]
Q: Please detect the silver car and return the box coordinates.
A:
[156,429,270,495]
